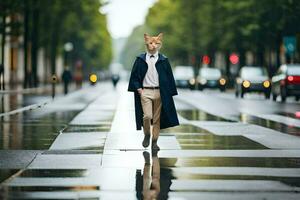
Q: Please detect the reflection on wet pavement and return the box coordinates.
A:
[161,124,210,134]
[276,111,300,120]
[160,157,300,168]
[178,110,232,122]
[20,169,87,178]
[0,84,77,114]
[0,170,18,183]
[64,124,111,132]
[6,185,100,192]
[162,124,266,150]
[0,122,65,150]
[136,151,171,200]
[0,111,80,150]
[239,113,300,137]
[2,86,300,199]
[168,171,300,187]
[176,134,266,149]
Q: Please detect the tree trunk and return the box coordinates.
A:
[239,49,246,69]
[31,0,39,87]
[256,45,265,66]
[225,51,230,78]
[0,11,6,90]
[50,32,57,76]
[23,0,30,88]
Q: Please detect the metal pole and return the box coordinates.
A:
[1,13,6,90]
[51,74,57,99]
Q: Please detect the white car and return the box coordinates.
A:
[173,65,195,89]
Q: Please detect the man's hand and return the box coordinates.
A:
[137,88,143,95]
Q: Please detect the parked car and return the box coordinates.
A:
[197,67,226,91]
[271,64,300,102]
[174,65,195,89]
[235,66,271,98]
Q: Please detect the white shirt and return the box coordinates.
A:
[143,52,159,87]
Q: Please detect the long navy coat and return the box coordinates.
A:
[128,53,179,130]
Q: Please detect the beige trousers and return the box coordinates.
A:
[140,89,162,140]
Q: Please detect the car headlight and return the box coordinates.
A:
[242,80,251,88]
[263,80,270,88]
[199,78,207,85]
[219,78,226,85]
[189,78,196,85]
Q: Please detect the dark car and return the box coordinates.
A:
[197,67,226,91]
[174,65,195,89]
[271,64,300,102]
[235,66,271,98]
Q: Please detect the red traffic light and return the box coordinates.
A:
[202,55,210,65]
[229,53,239,65]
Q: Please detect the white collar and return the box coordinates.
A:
[146,51,159,58]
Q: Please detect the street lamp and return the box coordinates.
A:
[64,42,73,68]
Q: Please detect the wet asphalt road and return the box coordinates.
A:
[1,82,300,199]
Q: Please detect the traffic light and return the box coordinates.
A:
[229,53,239,65]
[202,55,210,65]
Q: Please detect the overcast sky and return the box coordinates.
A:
[101,0,157,39]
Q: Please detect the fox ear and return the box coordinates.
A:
[157,33,163,40]
[144,33,150,41]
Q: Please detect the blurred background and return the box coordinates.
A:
[1,1,300,198]
[0,0,299,90]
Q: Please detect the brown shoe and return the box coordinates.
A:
[152,140,160,151]
[143,151,150,164]
[142,134,150,148]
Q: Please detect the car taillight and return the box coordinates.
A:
[287,76,294,82]
[286,76,300,84]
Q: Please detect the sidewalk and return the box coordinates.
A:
[0,82,93,117]
[1,82,300,199]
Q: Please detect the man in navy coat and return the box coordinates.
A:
[128,33,179,151]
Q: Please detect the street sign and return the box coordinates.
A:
[283,36,297,55]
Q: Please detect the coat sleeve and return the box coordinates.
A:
[166,59,178,96]
[128,58,142,92]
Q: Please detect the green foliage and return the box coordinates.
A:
[124,0,300,66]
[1,0,112,71]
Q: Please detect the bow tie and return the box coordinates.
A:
[150,55,155,58]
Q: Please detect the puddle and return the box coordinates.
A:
[276,111,300,120]
[64,124,111,132]
[5,185,100,192]
[161,125,210,134]
[170,170,300,187]
[43,150,103,154]
[135,153,300,198]
[161,124,266,149]
[178,110,232,122]
[27,111,80,124]
[0,122,65,150]
[160,157,300,168]
[20,169,87,178]
[176,134,267,149]
[239,114,300,137]
[0,170,18,183]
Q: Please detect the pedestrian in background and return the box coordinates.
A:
[111,73,120,88]
[128,33,179,151]
[61,66,72,94]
